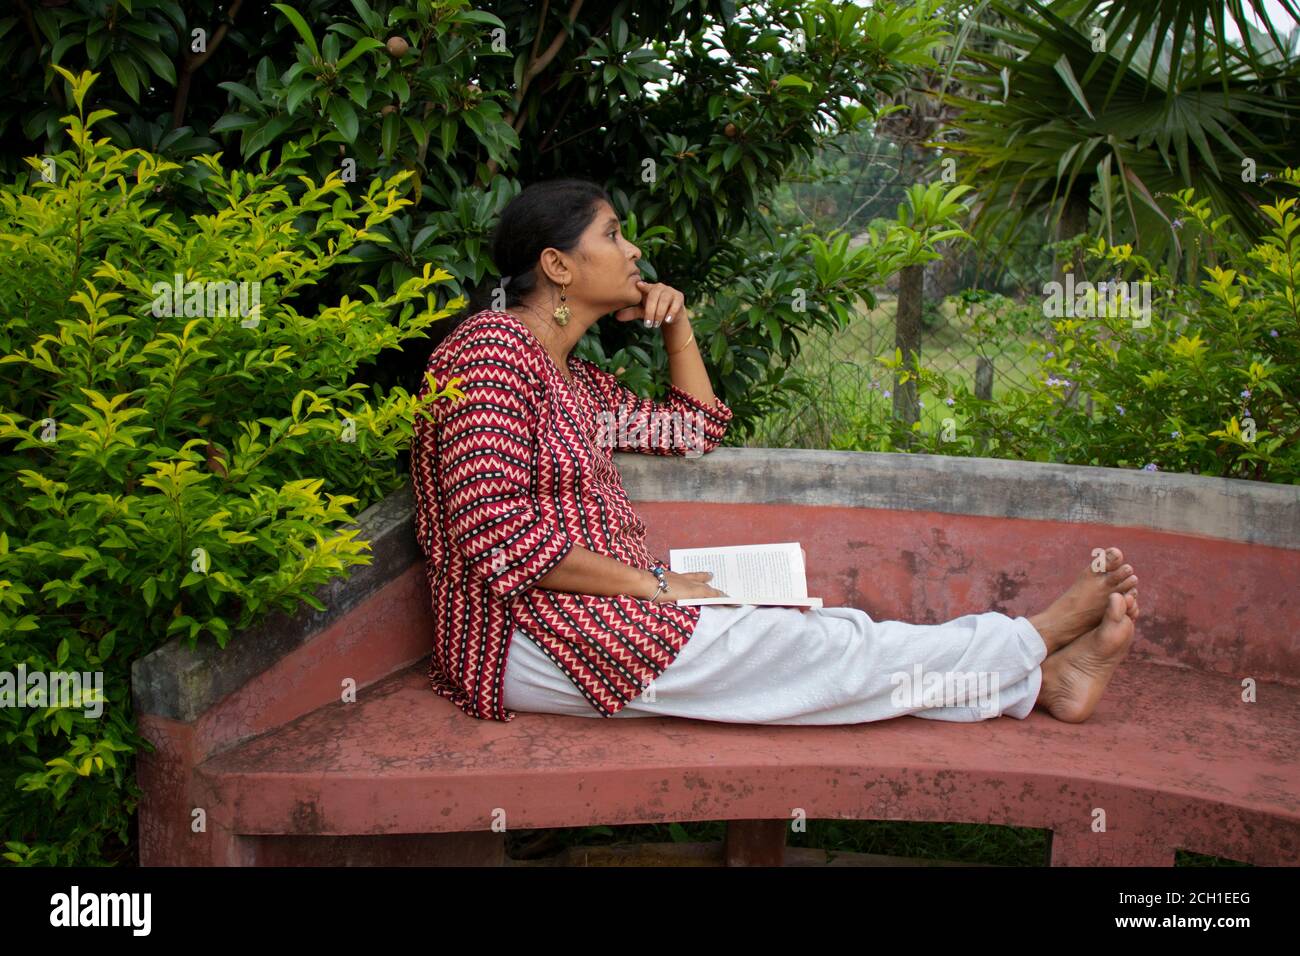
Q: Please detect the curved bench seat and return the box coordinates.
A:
[194,657,1300,866]
[134,449,1300,866]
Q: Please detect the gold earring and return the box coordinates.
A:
[553,282,570,326]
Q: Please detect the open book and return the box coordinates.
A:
[667,542,823,608]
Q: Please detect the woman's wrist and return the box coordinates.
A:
[663,316,694,355]
[622,564,661,600]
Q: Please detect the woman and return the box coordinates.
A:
[409,178,1140,726]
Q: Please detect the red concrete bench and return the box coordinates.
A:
[133,449,1300,866]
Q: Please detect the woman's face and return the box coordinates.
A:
[564,200,644,312]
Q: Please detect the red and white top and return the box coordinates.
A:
[409,309,735,720]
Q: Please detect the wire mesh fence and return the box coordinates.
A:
[746,288,1054,450]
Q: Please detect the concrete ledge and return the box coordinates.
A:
[612,448,1300,550]
[132,483,421,723]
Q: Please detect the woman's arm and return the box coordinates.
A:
[660,313,716,407]
[532,545,661,599]
[582,323,734,457]
[532,545,727,603]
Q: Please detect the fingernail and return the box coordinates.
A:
[666,314,673,323]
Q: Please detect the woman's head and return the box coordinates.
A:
[452,178,643,328]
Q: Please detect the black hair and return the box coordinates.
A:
[445,177,612,338]
[394,178,612,397]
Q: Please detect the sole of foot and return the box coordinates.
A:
[1036,591,1136,724]
[1031,547,1139,653]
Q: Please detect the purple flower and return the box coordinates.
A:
[1270,329,1279,338]
[1243,408,1251,418]
[945,397,955,406]
[1170,430,1181,438]
[1143,463,1159,472]
[883,389,892,399]
[1240,388,1252,399]
[1115,404,1125,415]
[1045,351,1055,359]
[1172,218,1184,229]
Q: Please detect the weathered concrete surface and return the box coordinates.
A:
[131,448,1300,866]
[192,661,1300,865]
[135,565,434,865]
[615,448,1300,550]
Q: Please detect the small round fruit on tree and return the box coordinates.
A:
[723,122,738,138]
[387,36,409,57]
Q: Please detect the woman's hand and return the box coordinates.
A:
[615,280,689,329]
[643,569,728,603]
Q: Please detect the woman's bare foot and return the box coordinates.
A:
[1028,548,1138,653]
[1035,592,1136,723]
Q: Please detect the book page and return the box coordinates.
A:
[668,542,807,601]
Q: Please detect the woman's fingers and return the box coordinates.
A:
[642,284,667,327]
[629,280,689,328]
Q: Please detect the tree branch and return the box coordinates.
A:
[480,0,585,183]
[171,0,244,130]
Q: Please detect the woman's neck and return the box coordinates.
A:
[504,307,581,380]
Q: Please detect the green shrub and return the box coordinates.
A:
[833,168,1300,483]
[1,0,954,440]
[0,68,460,865]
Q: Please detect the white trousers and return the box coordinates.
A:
[502,603,1048,724]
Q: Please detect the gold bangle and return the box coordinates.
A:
[666,332,696,356]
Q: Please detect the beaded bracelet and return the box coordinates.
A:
[648,564,670,602]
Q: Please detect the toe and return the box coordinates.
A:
[1107,565,1135,586]
[1105,547,1124,571]
[1105,591,1127,622]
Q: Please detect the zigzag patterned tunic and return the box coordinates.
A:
[409,309,735,720]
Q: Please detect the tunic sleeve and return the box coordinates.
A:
[580,359,734,457]
[435,340,574,600]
